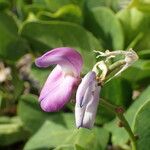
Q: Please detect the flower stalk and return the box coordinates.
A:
[100,98,137,150]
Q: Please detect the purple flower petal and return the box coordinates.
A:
[39,65,63,101]
[35,47,83,112]
[75,71,101,129]
[40,73,78,112]
[76,71,96,107]
[82,85,101,128]
[35,47,83,77]
[75,83,94,128]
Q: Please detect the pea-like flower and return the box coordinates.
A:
[35,47,83,112]
[35,47,138,129]
[75,71,101,129]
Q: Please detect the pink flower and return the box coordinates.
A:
[75,71,101,129]
[35,47,83,112]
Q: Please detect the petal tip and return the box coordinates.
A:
[35,58,47,68]
[40,102,61,112]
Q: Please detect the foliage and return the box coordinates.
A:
[0,0,150,150]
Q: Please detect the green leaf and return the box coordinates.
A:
[96,77,132,125]
[122,60,150,88]
[21,0,84,19]
[20,21,101,72]
[18,94,75,133]
[134,100,150,150]
[24,123,109,150]
[84,7,124,50]
[101,77,132,107]
[105,86,150,149]
[63,128,109,150]
[130,0,150,12]
[0,0,10,10]
[0,12,29,61]
[35,0,84,12]
[55,145,74,150]
[85,0,120,12]
[37,4,83,24]
[24,121,73,150]
[138,49,150,60]
[117,7,150,49]
[117,8,142,48]
[91,128,109,150]
[19,94,109,150]
[0,116,28,146]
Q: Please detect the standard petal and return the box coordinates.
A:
[35,47,83,77]
[40,75,78,112]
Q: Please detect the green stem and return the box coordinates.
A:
[108,60,126,72]
[104,60,126,84]
[117,114,137,150]
[100,98,137,150]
